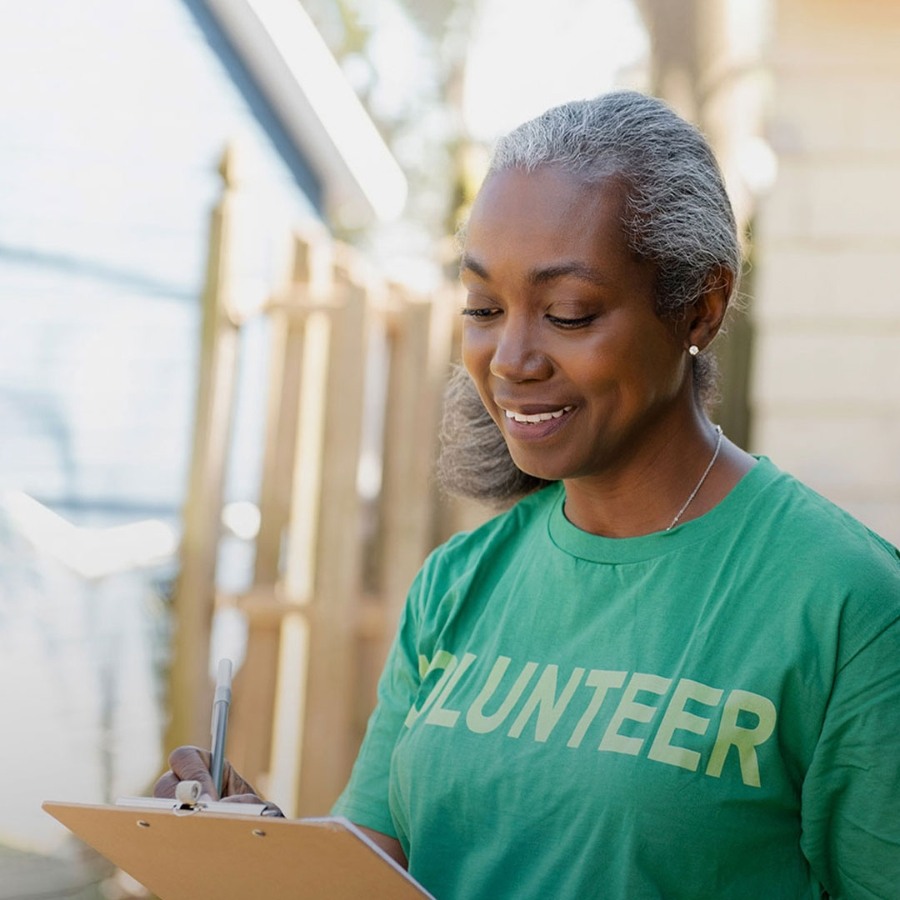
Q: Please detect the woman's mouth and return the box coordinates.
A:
[504,406,573,424]
[500,405,574,442]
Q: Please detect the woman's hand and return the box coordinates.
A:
[154,746,283,815]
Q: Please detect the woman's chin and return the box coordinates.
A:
[506,452,568,485]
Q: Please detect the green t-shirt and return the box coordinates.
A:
[333,459,900,899]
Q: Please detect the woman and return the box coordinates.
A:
[159,92,900,898]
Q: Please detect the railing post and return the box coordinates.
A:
[295,255,369,814]
[228,230,330,794]
[165,145,242,751]
[373,287,454,675]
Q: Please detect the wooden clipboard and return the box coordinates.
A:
[43,801,433,899]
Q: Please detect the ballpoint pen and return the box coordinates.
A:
[210,658,232,799]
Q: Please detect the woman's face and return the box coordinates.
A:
[460,165,692,485]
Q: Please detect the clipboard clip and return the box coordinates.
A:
[173,780,204,814]
[115,783,274,818]
[175,781,200,813]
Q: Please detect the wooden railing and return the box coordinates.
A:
[165,147,470,816]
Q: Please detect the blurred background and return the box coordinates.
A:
[1,0,898,895]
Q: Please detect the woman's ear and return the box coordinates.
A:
[684,266,734,352]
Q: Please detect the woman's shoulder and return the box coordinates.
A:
[756,458,899,568]
[749,459,900,645]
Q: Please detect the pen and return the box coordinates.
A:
[210,658,233,798]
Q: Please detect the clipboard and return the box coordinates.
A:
[43,800,433,899]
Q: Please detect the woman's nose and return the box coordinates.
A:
[489,318,552,382]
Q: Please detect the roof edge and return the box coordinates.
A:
[204,0,408,227]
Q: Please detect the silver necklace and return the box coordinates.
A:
[667,425,724,531]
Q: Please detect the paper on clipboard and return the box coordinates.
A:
[43,801,433,899]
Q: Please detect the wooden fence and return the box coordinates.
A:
[165,147,474,816]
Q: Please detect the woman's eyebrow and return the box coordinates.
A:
[528,262,609,287]
[459,254,608,287]
[459,253,489,279]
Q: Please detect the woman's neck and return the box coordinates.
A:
[561,420,756,538]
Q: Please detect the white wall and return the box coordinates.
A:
[0,0,318,522]
[752,0,900,543]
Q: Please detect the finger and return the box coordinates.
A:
[167,744,260,801]
[153,771,179,799]
[222,764,258,799]
[168,746,217,798]
[221,792,264,805]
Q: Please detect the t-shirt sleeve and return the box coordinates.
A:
[331,575,425,837]
[800,613,900,898]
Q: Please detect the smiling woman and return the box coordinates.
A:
[329,92,900,898]
[457,167,713,534]
[440,91,743,523]
[157,92,900,900]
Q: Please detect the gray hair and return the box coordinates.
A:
[438,91,742,506]
[488,90,741,317]
[437,364,553,505]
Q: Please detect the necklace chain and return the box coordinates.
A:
[667,425,724,531]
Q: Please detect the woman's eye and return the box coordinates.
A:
[461,307,499,320]
[547,313,597,329]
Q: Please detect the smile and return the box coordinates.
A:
[504,406,573,424]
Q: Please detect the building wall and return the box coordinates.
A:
[752,0,900,543]
[0,0,320,525]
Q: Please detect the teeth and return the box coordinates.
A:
[505,406,572,424]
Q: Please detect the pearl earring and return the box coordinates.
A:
[688,345,700,357]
